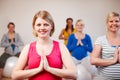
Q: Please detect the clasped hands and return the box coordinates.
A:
[77,39,83,46]
[113,47,120,63]
[38,55,51,72]
[9,38,15,44]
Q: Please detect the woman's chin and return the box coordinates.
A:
[38,35,49,38]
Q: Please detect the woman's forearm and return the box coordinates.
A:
[90,57,116,66]
[12,68,42,80]
[46,67,77,79]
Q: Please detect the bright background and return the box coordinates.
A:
[0,1,120,79]
[0,0,120,45]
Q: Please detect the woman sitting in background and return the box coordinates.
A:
[0,22,24,79]
[59,18,76,45]
[67,19,93,60]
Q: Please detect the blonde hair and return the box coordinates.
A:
[75,19,84,26]
[32,10,55,37]
[106,12,120,23]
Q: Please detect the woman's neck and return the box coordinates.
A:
[107,31,119,38]
[76,31,83,35]
[75,31,84,39]
[8,31,14,34]
[37,37,52,45]
[106,31,120,46]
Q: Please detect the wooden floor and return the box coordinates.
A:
[2,77,27,80]
[2,77,12,80]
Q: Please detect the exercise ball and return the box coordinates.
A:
[72,57,81,65]
[81,56,98,76]
[77,64,91,80]
[3,56,18,78]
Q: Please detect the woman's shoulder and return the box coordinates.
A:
[84,33,92,39]
[58,42,66,49]
[53,40,64,46]
[2,33,8,38]
[21,44,30,52]
[14,32,19,34]
[54,40,65,47]
[3,33,8,36]
[23,41,36,49]
[68,33,75,39]
[95,35,106,44]
[73,29,77,33]
[85,34,90,37]
[96,35,106,40]
[52,40,66,51]
[14,33,21,37]
[53,40,59,44]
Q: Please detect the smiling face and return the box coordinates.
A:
[7,23,15,33]
[32,11,54,37]
[106,13,120,32]
[67,19,73,27]
[75,19,84,32]
[34,17,52,38]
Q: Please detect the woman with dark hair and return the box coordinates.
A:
[0,22,24,79]
[59,18,76,45]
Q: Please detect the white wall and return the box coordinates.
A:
[0,0,120,45]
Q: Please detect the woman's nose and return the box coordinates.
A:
[40,24,45,29]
